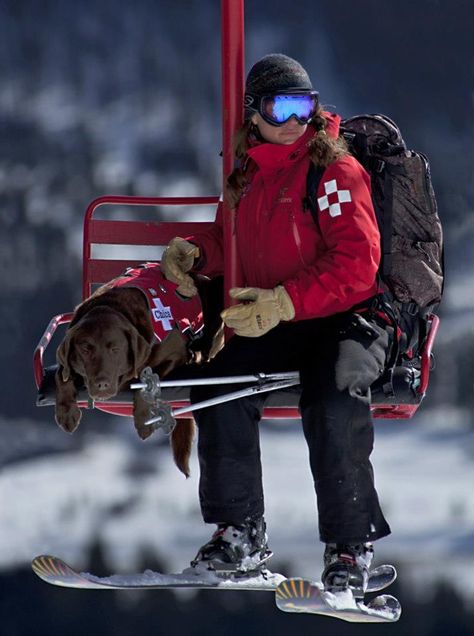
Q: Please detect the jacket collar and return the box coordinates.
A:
[246,111,341,173]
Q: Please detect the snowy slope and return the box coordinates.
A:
[1,407,474,604]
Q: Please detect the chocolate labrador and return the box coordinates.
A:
[55,264,223,476]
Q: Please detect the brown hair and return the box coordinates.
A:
[225,106,348,209]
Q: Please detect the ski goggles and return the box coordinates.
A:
[245,90,319,126]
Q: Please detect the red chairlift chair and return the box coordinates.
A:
[34,193,440,421]
[34,1,439,422]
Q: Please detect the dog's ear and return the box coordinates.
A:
[125,324,152,378]
[57,329,75,382]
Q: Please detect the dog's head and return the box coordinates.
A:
[57,307,151,400]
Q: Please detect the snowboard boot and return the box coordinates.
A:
[191,517,272,574]
[322,542,374,599]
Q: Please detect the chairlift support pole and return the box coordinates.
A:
[221,0,244,306]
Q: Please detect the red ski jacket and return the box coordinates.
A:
[189,114,381,321]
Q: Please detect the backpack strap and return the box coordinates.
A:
[375,295,400,397]
[379,162,404,278]
[380,166,394,277]
[303,162,325,226]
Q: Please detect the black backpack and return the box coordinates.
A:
[305,114,444,357]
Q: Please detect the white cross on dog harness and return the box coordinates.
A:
[317,178,352,218]
[112,263,204,342]
[151,297,173,331]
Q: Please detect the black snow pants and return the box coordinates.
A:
[189,308,392,544]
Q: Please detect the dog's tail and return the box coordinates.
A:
[171,418,196,478]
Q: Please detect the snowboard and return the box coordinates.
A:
[276,577,401,623]
[32,554,396,595]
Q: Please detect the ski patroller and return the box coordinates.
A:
[32,555,400,623]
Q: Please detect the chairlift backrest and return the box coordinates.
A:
[82,195,218,299]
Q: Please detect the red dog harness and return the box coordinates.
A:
[112,263,204,343]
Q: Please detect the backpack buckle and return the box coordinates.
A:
[403,302,418,316]
[367,157,385,173]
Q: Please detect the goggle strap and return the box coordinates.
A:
[244,94,259,111]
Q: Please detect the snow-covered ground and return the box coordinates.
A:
[1,406,474,605]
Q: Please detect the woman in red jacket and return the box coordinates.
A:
[161,54,392,598]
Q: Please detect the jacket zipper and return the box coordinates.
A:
[250,186,264,286]
[291,211,307,266]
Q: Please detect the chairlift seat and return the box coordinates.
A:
[34,196,439,422]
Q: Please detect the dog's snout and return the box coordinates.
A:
[94,377,111,392]
[89,376,116,399]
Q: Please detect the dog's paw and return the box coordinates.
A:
[133,406,154,440]
[133,393,155,440]
[134,417,154,440]
[55,404,82,434]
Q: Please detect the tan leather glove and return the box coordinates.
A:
[221,286,295,337]
[160,237,200,297]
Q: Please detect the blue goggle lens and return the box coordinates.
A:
[261,93,318,125]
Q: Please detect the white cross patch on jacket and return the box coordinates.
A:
[317,179,352,217]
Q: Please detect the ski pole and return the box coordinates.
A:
[130,371,300,390]
[145,377,300,427]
